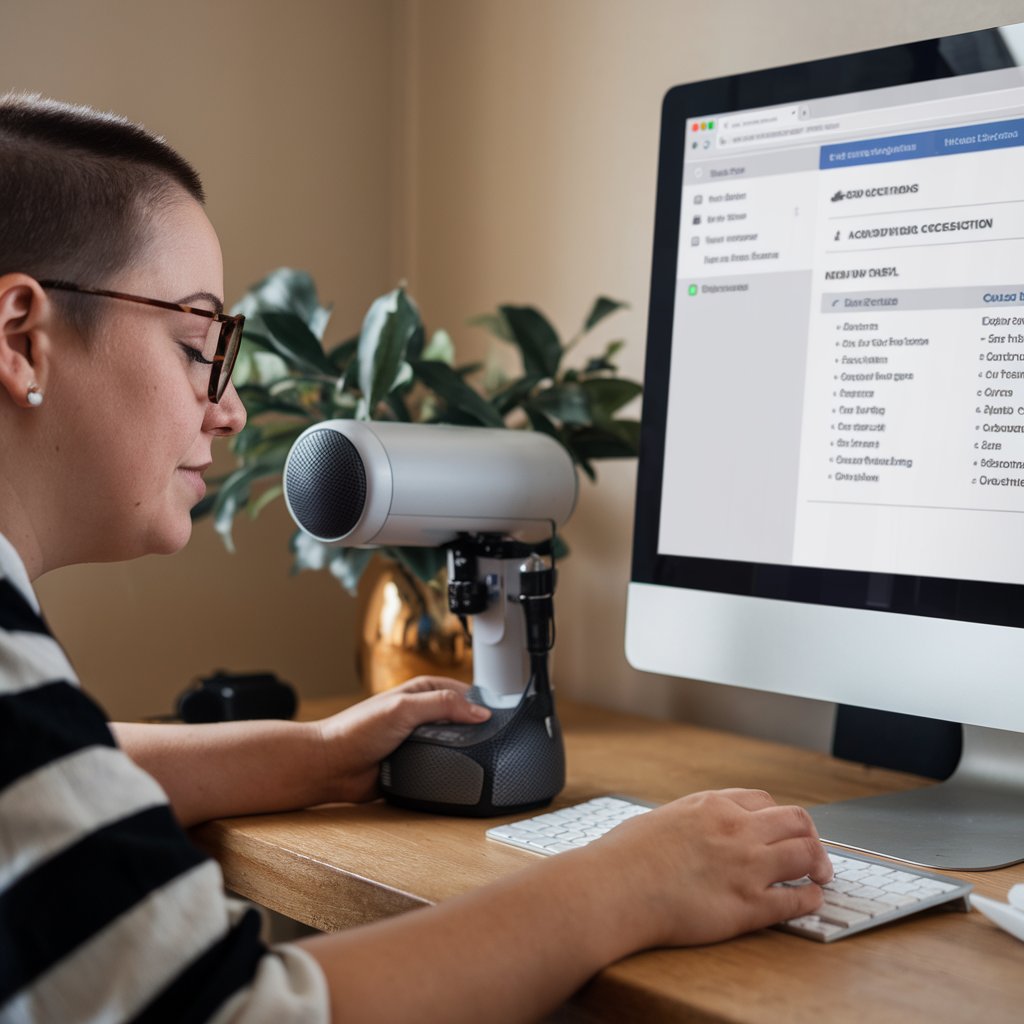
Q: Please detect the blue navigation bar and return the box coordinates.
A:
[820,117,1024,169]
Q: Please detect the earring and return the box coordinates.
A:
[26,383,43,407]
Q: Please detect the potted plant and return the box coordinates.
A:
[193,268,642,689]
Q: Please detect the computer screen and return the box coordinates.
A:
[626,23,1024,867]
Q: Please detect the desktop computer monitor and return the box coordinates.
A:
[626,21,1024,871]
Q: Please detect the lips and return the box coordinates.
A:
[177,462,212,501]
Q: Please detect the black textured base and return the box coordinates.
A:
[380,688,565,817]
[384,792,554,818]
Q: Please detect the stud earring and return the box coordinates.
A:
[26,383,43,407]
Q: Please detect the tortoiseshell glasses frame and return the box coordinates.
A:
[38,280,245,403]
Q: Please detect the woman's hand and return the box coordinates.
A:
[313,677,492,804]
[302,785,834,1024]
[577,787,833,951]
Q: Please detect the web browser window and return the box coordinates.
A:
[658,67,1024,586]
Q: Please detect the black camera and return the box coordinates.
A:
[176,670,298,723]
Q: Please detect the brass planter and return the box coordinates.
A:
[357,560,473,694]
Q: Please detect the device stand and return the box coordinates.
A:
[810,724,1024,870]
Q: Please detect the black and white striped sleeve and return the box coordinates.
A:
[0,573,329,1023]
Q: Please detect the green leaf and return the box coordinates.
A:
[232,425,303,463]
[605,418,641,448]
[328,548,375,595]
[231,268,332,341]
[550,532,571,561]
[580,378,642,421]
[235,334,294,385]
[190,491,218,520]
[454,361,484,379]
[583,296,629,333]
[262,312,337,376]
[411,359,505,427]
[248,483,283,519]
[290,530,332,573]
[584,339,626,374]
[522,404,561,442]
[229,343,256,388]
[386,391,412,422]
[210,462,286,552]
[331,388,359,416]
[467,311,513,342]
[328,335,359,371]
[234,385,311,419]
[358,289,421,415]
[499,306,562,379]
[489,373,542,415]
[341,348,361,394]
[566,421,641,462]
[406,323,426,363]
[528,383,592,426]
[422,328,455,364]
[211,468,252,553]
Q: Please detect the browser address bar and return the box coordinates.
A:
[715,85,1024,153]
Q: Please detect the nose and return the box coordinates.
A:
[204,380,247,436]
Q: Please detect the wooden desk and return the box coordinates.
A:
[193,700,1024,1023]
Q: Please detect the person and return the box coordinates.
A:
[0,93,832,1024]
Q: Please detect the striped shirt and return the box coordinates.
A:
[0,534,329,1023]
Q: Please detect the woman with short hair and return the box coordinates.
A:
[0,93,831,1024]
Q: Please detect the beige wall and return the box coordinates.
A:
[9,0,1024,737]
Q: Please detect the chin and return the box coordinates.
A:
[146,517,195,557]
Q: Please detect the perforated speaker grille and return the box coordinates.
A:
[285,428,367,540]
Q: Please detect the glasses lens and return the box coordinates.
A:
[215,319,243,402]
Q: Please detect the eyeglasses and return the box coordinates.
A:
[39,280,245,403]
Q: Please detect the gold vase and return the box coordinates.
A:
[357,560,473,694]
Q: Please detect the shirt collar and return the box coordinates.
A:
[0,532,41,615]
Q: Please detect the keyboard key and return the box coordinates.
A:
[875,892,922,908]
[825,893,887,917]
[817,905,871,927]
[782,915,844,940]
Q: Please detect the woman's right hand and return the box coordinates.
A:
[576,788,833,952]
[300,787,833,1023]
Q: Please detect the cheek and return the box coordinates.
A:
[97,382,206,503]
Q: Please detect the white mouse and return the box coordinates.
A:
[971,887,1024,943]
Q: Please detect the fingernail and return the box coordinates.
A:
[470,704,491,719]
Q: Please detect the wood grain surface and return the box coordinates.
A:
[192,699,1024,1023]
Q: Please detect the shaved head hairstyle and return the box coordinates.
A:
[0,93,204,332]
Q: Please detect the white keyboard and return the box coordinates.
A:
[486,795,973,942]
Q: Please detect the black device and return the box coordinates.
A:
[380,536,565,817]
[176,670,298,723]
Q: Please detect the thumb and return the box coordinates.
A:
[394,688,492,731]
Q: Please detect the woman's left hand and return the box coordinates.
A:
[312,677,492,804]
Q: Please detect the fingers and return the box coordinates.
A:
[714,797,832,885]
[393,687,491,729]
[758,879,825,927]
[751,804,820,845]
[714,788,777,812]
[750,803,832,885]
[763,833,834,886]
[392,675,474,696]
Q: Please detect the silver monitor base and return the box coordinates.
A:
[809,724,1024,870]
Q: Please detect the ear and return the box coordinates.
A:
[0,274,53,409]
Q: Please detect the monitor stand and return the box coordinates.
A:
[809,724,1024,870]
